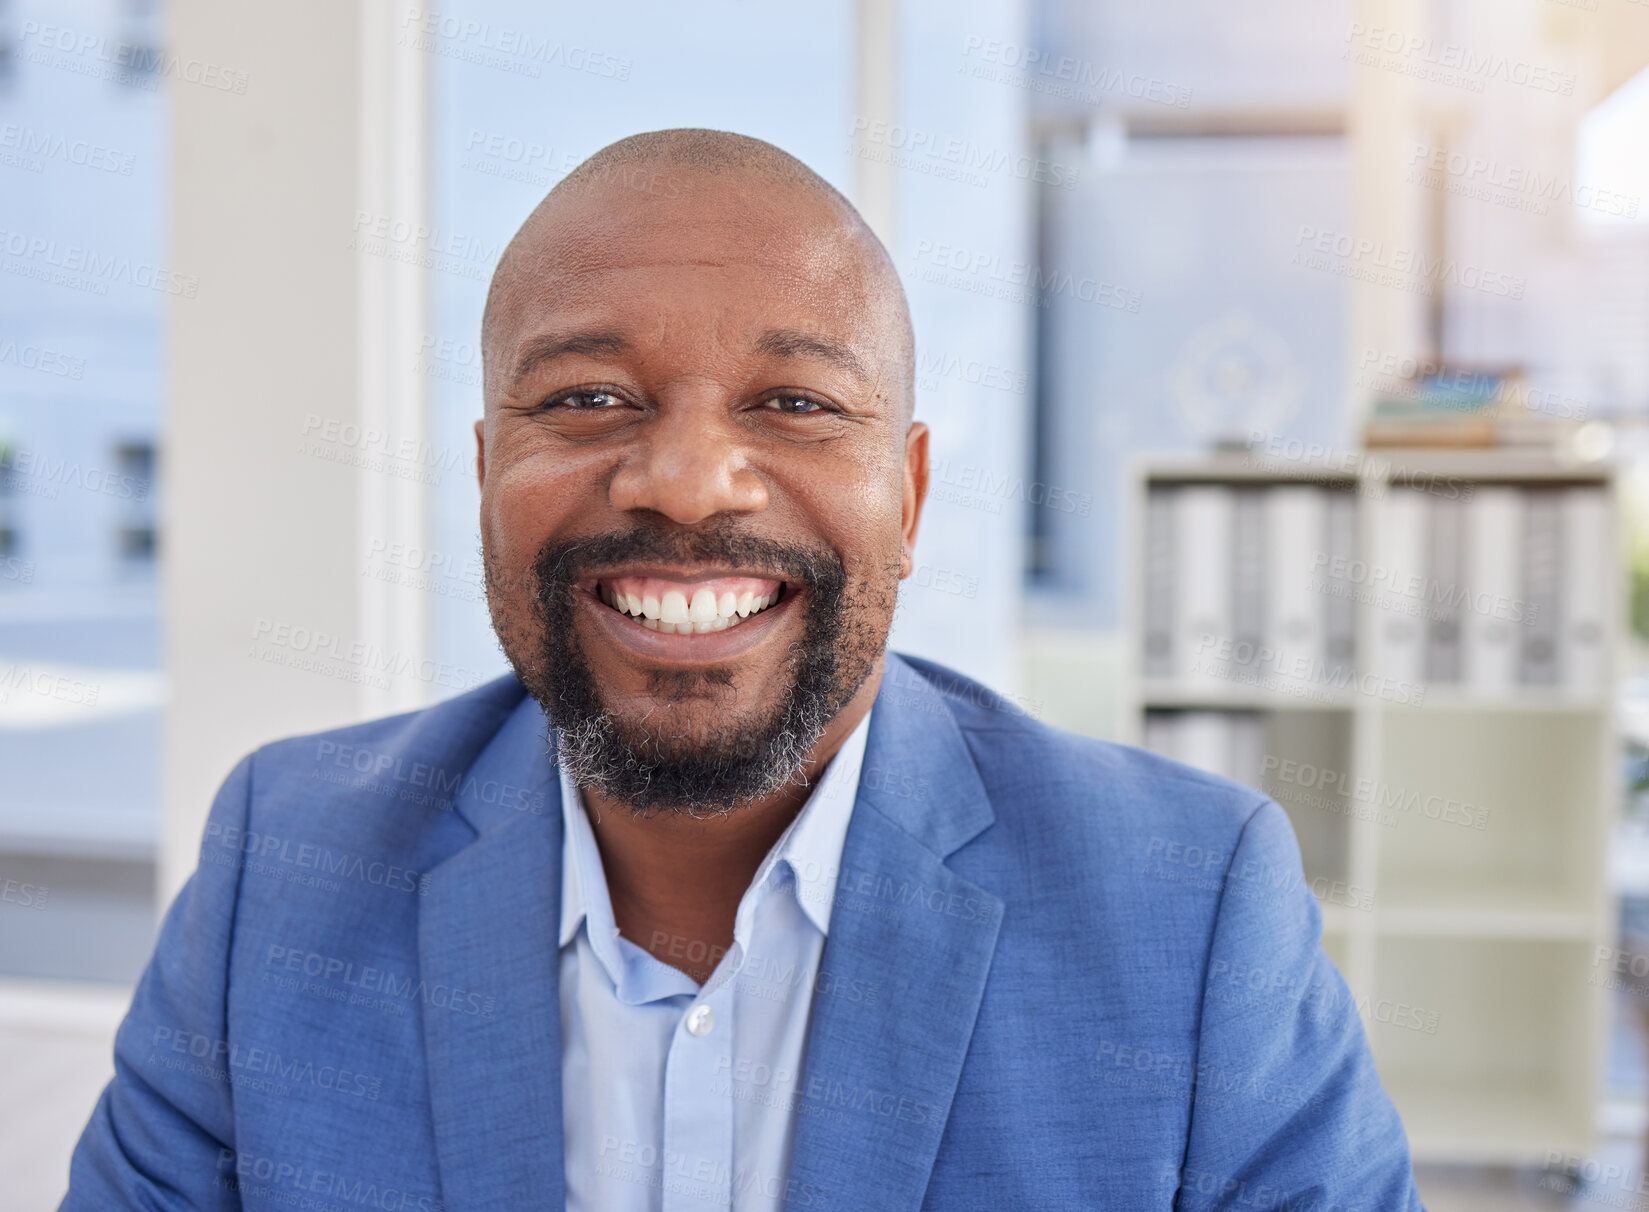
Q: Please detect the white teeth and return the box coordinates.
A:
[606,582,782,633]
[688,588,718,624]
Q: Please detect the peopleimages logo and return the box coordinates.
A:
[202,821,428,897]
[264,944,496,1018]
[396,8,632,81]
[0,339,86,380]
[217,1150,447,1212]
[912,239,1143,312]
[149,1028,382,1100]
[1406,142,1638,220]
[849,117,1078,189]
[1,449,149,500]
[1292,226,1524,300]
[0,124,135,175]
[18,21,251,93]
[1343,23,1576,96]
[959,35,1194,109]
[1354,348,1587,423]
[0,228,200,298]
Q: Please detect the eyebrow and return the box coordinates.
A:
[754,328,872,385]
[508,330,630,392]
[505,326,873,393]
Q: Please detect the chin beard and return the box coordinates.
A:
[499,524,890,818]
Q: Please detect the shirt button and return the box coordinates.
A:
[685,1004,715,1037]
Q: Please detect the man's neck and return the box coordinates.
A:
[579,655,884,984]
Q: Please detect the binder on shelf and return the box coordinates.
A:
[1142,487,1176,679]
[1562,487,1611,695]
[1176,711,1235,780]
[1142,710,1176,759]
[1139,709,1266,792]
[1229,711,1267,792]
[1424,496,1465,684]
[1231,487,1268,675]
[1265,486,1327,686]
[1461,486,1522,691]
[1175,486,1234,686]
[1323,490,1358,677]
[1520,490,1562,687]
[1376,487,1428,686]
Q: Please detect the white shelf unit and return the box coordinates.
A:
[1121,450,1618,1166]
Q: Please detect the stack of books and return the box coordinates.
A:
[1362,365,1585,449]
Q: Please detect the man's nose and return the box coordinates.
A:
[607,401,769,525]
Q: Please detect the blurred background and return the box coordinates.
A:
[1,0,1646,1205]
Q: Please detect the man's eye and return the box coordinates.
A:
[547,390,621,411]
[764,395,826,415]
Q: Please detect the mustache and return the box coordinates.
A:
[533,522,843,597]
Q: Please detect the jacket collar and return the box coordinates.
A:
[783,652,1003,1210]
[418,688,567,1209]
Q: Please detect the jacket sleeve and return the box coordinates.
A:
[60,755,253,1211]
[1174,800,1425,1211]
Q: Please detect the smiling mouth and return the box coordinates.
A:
[593,574,786,635]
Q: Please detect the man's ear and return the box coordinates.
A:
[900,421,929,578]
[473,418,486,491]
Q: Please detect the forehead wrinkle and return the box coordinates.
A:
[502,257,884,366]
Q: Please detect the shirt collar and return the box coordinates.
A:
[777,708,869,933]
[557,709,872,957]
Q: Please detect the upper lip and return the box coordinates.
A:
[575,565,792,590]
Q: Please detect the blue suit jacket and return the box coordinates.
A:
[64,655,1423,1210]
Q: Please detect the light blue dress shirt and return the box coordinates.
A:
[558,711,871,1212]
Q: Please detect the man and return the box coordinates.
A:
[64,130,1422,1210]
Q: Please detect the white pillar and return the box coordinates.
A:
[163,2,431,901]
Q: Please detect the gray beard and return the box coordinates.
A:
[515,523,887,817]
[552,675,832,819]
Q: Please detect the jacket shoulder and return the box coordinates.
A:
[895,653,1267,846]
[240,672,529,829]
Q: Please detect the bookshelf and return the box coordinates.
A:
[1119,450,1618,1165]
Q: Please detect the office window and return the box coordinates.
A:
[0,0,15,95]
[0,0,166,983]
[113,0,163,90]
[0,443,18,560]
[113,440,157,563]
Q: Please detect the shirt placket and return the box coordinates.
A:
[661,957,737,1211]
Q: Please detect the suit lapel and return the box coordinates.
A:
[419,697,566,1209]
[787,655,1004,1211]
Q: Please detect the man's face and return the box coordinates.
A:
[477,171,926,814]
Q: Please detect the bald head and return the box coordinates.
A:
[481,128,915,419]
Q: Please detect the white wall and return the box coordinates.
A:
[164,2,425,898]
